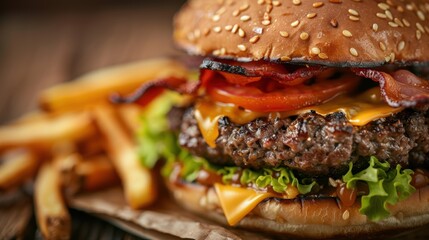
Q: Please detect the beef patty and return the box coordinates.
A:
[171,106,429,176]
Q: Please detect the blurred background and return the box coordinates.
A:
[0,0,187,124]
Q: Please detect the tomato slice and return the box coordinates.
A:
[206,73,361,112]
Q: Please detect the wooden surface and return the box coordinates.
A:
[0,3,185,124]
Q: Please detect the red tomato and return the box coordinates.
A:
[206,73,361,112]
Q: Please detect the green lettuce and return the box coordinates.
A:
[218,166,316,195]
[137,92,182,168]
[343,156,415,221]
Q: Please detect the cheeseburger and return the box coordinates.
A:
[117,0,429,238]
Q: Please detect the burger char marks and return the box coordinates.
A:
[173,106,429,176]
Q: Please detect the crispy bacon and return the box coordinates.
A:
[352,68,429,107]
[200,58,325,86]
[110,77,199,107]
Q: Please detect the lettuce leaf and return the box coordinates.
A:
[137,92,182,168]
[343,156,415,221]
[211,165,316,195]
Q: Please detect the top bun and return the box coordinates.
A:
[174,0,429,67]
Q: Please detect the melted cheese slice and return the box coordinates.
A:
[214,183,276,226]
[195,87,404,147]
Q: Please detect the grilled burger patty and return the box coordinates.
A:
[171,106,429,176]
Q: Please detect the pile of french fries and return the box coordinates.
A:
[0,58,188,239]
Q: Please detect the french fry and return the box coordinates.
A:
[35,162,71,240]
[40,58,188,112]
[0,149,38,190]
[0,112,95,152]
[93,105,156,209]
[76,155,119,192]
[117,104,142,134]
[59,154,119,194]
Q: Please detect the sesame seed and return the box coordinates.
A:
[349,16,360,21]
[281,56,291,61]
[416,30,422,40]
[385,56,391,62]
[348,9,359,16]
[240,15,251,21]
[394,18,404,27]
[292,0,301,6]
[376,13,387,19]
[379,42,386,51]
[390,52,395,62]
[279,31,289,38]
[385,10,393,20]
[225,25,233,31]
[406,4,413,11]
[237,44,247,51]
[330,19,338,28]
[417,10,426,21]
[263,12,270,20]
[402,18,411,27]
[213,26,222,33]
[232,10,240,17]
[273,1,281,6]
[203,28,210,36]
[239,3,250,11]
[313,2,324,8]
[232,24,239,33]
[300,32,309,40]
[342,210,350,220]
[266,4,273,13]
[318,53,328,59]
[238,28,246,37]
[378,3,390,11]
[291,20,300,27]
[397,6,404,12]
[249,35,260,43]
[311,47,321,55]
[257,0,264,4]
[350,48,359,56]
[388,22,399,27]
[262,20,271,26]
[372,23,379,32]
[416,23,425,33]
[398,41,405,51]
[425,26,429,34]
[212,15,220,22]
[307,13,317,19]
[342,30,353,37]
[213,49,221,56]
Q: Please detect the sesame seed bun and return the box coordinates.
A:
[167,181,429,239]
[174,0,429,67]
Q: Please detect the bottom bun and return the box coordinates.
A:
[167,182,429,239]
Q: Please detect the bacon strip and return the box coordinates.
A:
[201,58,325,86]
[110,77,199,107]
[352,68,429,107]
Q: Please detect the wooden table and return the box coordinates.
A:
[0,3,185,239]
[0,2,185,124]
